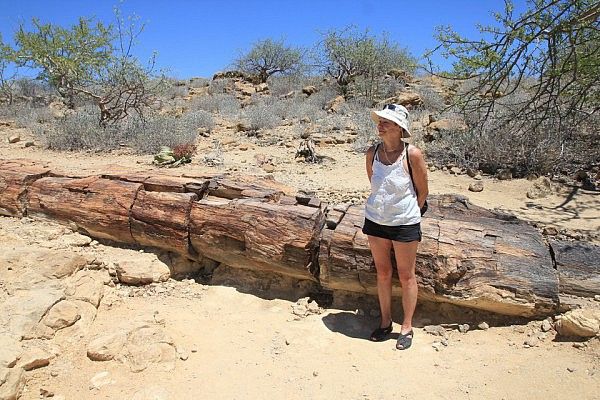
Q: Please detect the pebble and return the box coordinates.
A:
[567,367,576,373]
[541,320,553,332]
[458,324,470,333]
[478,322,489,330]
[573,342,586,349]
[594,295,600,302]
[524,337,539,348]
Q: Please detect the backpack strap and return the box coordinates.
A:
[371,143,381,166]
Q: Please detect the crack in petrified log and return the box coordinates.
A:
[1,158,593,317]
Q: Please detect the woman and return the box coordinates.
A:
[362,104,428,350]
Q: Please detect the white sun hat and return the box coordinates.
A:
[370,103,411,137]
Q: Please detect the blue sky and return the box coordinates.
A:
[0,0,528,79]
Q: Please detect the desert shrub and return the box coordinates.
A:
[243,103,281,131]
[42,105,122,151]
[125,113,197,154]
[189,77,210,88]
[14,103,54,128]
[352,113,379,152]
[180,110,214,132]
[161,79,189,99]
[14,78,53,98]
[208,78,234,95]
[38,107,199,154]
[320,113,347,132]
[413,85,445,111]
[267,74,321,96]
[201,139,224,166]
[189,92,241,117]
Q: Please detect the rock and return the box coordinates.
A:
[87,331,127,361]
[116,259,171,285]
[524,337,539,348]
[478,322,489,330]
[89,371,113,390]
[0,286,64,339]
[527,177,553,199]
[555,309,600,338]
[542,226,559,236]
[131,386,171,400]
[423,325,447,337]
[496,169,512,180]
[428,119,467,132]
[42,300,81,330]
[302,86,317,96]
[0,367,24,400]
[466,168,478,178]
[469,182,484,192]
[394,92,423,107]
[8,135,20,144]
[18,347,53,371]
[324,95,345,113]
[23,141,34,148]
[458,324,470,333]
[0,337,21,368]
[126,324,177,372]
[450,167,462,175]
[541,320,553,332]
[64,270,105,308]
[432,342,443,352]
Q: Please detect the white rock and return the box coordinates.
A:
[0,367,24,400]
[87,331,127,361]
[89,371,113,390]
[0,337,21,368]
[42,300,81,330]
[116,259,171,285]
[555,309,600,338]
[18,347,53,371]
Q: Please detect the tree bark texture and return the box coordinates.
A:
[550,240,600,298]
[1,159,595,317]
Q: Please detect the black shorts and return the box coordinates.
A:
[362,218,422,242]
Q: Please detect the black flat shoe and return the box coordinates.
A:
[370,321,393,342]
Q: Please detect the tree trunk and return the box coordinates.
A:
[1,159,593,318]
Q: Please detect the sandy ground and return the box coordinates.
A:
[1,122,599,400]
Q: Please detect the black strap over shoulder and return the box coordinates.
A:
[371,143,381,166]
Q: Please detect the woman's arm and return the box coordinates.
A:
[365,145,376,182]
[408,146,429,208]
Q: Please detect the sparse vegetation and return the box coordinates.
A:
[426,0,600,174]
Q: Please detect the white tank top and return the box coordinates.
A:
[364,144,421,226]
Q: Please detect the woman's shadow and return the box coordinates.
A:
[322,311,398,341]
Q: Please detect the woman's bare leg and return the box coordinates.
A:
[367,235,394,327]
[392,240,419,334]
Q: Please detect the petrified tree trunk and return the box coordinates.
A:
[1,158,593,318]
[550,240,600,298]
[0,159,50,217]
[189,196,324,281]
[28,176,142,244]
[319,195,560,317]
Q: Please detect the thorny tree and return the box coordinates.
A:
[426,0,600,173]
[234,38,304,84]
[13,9,164,126]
